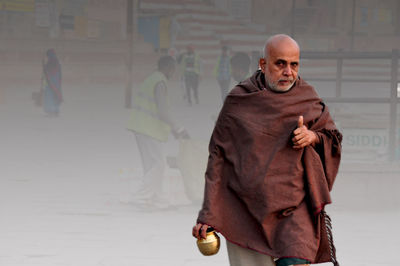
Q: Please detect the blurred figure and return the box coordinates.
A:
[167,47,178,60]
[126,56,189,209]
[42,49,62,117]
[230,51,251,83]
[214,45,231,102]
[178,44,202,105]
[250,50,261,74]
[210,52,251,122]
[169,16,181,49]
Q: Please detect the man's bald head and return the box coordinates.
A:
[259,34,300,92]
[263,34,300,60]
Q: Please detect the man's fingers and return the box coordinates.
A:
[293,128,301,135]
[192,223,202,238]
[293,134,314,149]
[298,115,303,128]
[295,137,308,146]
[293,133,312,147]
[293,142,307,149]
[200,224,208,239]
[293,125,307,135]
[292,132,306,142]
[192,223,209,239]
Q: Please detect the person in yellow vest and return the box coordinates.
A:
[126,55,189,209]
[178,44,202,105]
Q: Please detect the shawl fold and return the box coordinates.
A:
[197,71,342,264]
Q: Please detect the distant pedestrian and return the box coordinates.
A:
[178,44,202,105]
[214,46,231,102]
[250,50,261,74]
[42,49,62,117]
[230,51,251,83]
[169,16,181,49]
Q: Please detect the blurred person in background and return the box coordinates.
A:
[193,34,342,266]
[230,51,251,83]
[126,56,189,210]
[210,52,251,122]
[214,45,231,102]
[178,44,202,105]
[250,50,262,74]
[169,16,181,50]
[42,49,62,117]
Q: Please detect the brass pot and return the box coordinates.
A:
[196,229,220,256]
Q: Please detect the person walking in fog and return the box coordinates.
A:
[192,34,342,266]
[230,51,251,83]
[42,49,62,116]
[169,16,181,50]
[214,45,231,102]
[126,56,189,210]
[210,51,252,122]
[250,50,262,74]
[178,44,202,105]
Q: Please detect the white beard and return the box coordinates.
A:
[267,78,295,92]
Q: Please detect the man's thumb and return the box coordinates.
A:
[298,115,303,128]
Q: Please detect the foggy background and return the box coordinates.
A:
[0,0,399,265]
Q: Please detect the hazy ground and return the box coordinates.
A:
[1,76,399,266]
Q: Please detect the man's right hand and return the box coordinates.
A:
[192,223,208,240]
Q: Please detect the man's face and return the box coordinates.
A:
[260,43,299,92]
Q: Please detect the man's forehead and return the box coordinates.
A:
[272,54,299,62]
[266,39,299,59]
[269,51,299,63]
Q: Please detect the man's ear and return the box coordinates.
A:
[259,58,266,73]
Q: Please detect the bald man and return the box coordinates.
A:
[192,34,342,266]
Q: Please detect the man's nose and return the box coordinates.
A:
[283,65,292,75]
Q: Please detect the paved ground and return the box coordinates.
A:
[1,77,399,265]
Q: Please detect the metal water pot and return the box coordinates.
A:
[196,227,220,256]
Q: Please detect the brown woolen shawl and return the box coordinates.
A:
[197,71,342,264]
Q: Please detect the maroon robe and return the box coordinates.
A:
[197,71,342,264]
